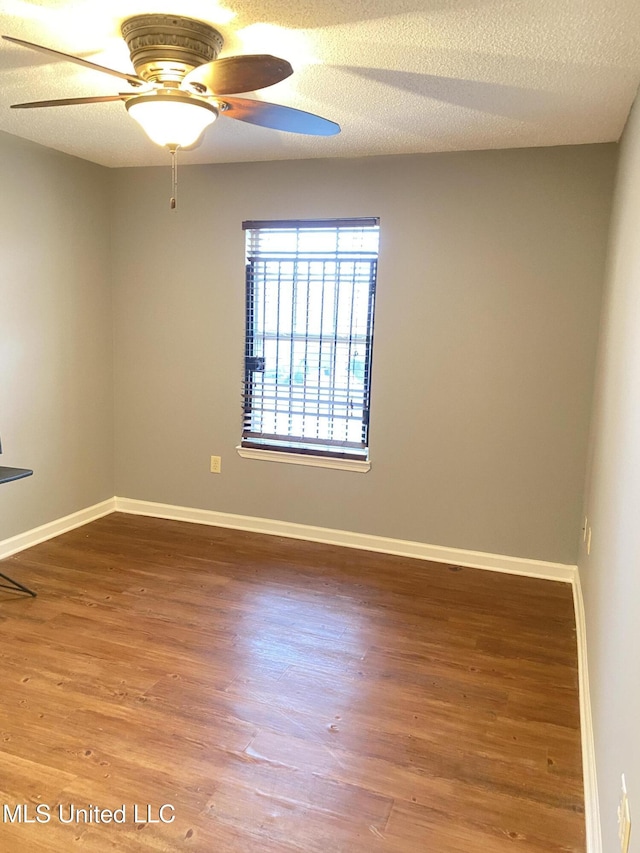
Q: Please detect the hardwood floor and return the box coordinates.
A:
[0,513,584,852]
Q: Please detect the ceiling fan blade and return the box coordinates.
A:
[2,35,145,87]
[221,97,340,136]
[183,55,293,95]
[11,94,130,109]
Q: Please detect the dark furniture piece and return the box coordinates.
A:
[0,466,33,485]
[0,436,36,597]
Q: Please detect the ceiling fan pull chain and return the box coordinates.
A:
[170,145,178,210]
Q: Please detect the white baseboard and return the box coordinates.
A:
[0,498,116,561]
[572,571,601,853]
[114,497,577,583]
[1,495,577,583]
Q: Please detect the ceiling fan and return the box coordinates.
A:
[3,14,340,204]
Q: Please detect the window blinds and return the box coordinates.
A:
[242,219,379,459]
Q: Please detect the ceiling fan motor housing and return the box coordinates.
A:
[121,15,224,85]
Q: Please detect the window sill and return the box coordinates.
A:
[236,446,371,473]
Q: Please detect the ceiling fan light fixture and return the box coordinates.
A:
[125,93,219,148]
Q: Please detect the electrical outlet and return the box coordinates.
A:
[587,527,592,555]
[210,455,221,474]
[619,774,631,853]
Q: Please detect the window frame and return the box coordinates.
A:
[238,218,379,471]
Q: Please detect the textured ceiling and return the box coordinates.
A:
[0,0,639,168]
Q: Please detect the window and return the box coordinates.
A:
[240,218,379,468]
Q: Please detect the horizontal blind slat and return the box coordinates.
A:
[243,218,379,230]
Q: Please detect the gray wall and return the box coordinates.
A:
[112,145,615,564]
[0,131,114,540]
[579,93,640,850]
